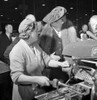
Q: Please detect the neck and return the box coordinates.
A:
[24,37,37,47]
[6,32,10,35]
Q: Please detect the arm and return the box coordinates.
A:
[68,26,78,42]
[10,48,50,86]
[86,31,97,40]
[48,60,69,68]
[42,48,69,68]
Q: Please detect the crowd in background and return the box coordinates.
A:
[0,6,97,100]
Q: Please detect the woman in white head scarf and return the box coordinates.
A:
[9,14,69,100]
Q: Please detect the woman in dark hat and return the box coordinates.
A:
[39,6,78,83]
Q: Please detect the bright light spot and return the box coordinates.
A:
[15,8,18,10]
[70,7,73,10]
[0,15,3,17]
[42,4,46,6]
[4,0,8,1]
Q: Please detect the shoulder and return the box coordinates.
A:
[62,19,74,30]
[10,40,24,57]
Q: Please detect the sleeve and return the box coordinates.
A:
[68,26,78,42]
[86,31,97,40]
[9,48,25,84]
[42,52,53,67]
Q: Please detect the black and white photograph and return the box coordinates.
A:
[0,0,97,100]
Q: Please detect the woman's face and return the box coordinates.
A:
[82,25,88,32]
[30,29,39,43]
[6,24,13,33]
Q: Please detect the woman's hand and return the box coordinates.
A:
[59,60,69,68]
[50,52,60,61]
[36,76,50,87]
[59,61,71,75]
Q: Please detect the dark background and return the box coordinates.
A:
[0,0,96,32]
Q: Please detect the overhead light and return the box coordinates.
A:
[4,0,8,1]
[15,8,18,10]
[42,4,46,6]
[70,7,73,10]
[0,15,3,17]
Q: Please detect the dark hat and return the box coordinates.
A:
[43,6,67,24]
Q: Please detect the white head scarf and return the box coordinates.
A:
[18,14,36,34]
[18,14,36,39]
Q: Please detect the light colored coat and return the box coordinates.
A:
[9,39,50,100]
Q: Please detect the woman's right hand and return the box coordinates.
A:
[36,76,50,87]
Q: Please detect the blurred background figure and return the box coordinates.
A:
[0,24,2,35]
[86,15,97,40]
[0,24,13,63]
[4,14,36,62]
[39,6,77,83]
[0,24,13,100]
[79,24,88,41]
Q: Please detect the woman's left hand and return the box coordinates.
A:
[59,61,71,75]
[59,60,69,68]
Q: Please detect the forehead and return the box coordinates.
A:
[6,24,12,28]
[82,25,87,28]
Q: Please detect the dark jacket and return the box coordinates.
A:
[4,37,20,60]
[0,33,12,63]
